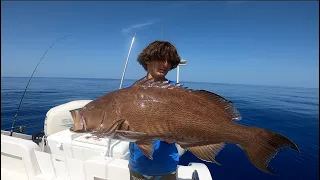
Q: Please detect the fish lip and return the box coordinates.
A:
[70,109,86,132]
[80,115,87,131]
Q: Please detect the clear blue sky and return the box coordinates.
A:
[1,1,319,88]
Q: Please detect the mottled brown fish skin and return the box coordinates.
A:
[69,79,300,175]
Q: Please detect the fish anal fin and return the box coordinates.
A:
[187,143,225,165]
[194,90,242,121]
[136,140,155,159]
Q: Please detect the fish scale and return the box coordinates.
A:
[69,78,300,175]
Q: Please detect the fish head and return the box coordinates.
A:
[69,108,86,132]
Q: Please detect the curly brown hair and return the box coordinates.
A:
[137,41,181,71]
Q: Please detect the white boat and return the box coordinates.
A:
[1,99,213,180]
[1,34,213,179]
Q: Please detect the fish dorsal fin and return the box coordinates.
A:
[133,78,186,90]
[187,143,225,165]
[134,78,241,120]
[193,90,242,121]
[132,76,153,86]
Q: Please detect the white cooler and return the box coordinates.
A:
[46,129,130,161]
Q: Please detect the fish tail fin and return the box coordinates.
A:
[238,127,300,175]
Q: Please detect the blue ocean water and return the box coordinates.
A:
[1,77,319,180]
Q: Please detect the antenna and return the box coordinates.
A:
[161,25,163,39]
[108,32,137,157]
[119,32,136,89]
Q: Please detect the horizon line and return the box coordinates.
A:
[1,76,318,89]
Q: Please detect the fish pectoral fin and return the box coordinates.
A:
[118,120,131,131]
[107,119,136,132]
[136,140,155,160]
[115,130,147,138]
[187,143,225,165]
[106,119,127,133]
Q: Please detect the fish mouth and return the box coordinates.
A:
[69,109,86,132]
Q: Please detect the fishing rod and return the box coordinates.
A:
[119,32,137,89]
[9,35,71,136]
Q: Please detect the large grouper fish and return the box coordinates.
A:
[69,78,300,175]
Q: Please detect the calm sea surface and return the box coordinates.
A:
[1,77,319,180]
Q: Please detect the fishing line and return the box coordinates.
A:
[9,35,71,136]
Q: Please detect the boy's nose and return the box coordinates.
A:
[163,59,170,67]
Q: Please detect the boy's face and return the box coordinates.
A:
[146,59,173,80]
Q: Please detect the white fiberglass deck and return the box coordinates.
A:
[1,100,213,180]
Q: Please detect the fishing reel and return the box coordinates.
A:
[17,125,25,133]
[32,130,45,144]
[9,125,26,134]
